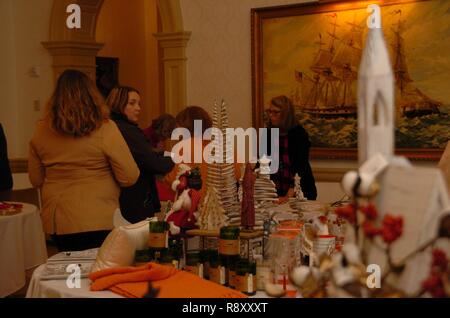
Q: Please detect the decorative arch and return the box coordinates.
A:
[43,0,190,115]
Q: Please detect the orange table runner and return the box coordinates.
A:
[90,262,247,298]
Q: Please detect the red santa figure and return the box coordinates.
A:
[165,165,202,234]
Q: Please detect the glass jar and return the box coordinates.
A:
[184,252,204,278]
[227,256,240,289]
[148,221,169,250]
[235,259,257,296]
[198,250,207,278]
[169,237,183,259]
[208,252,226,285]
[256,257,273,291]
[202,249,216,279]
[134,250,151,267]
[159,250,179,268]
[219,226,240,256]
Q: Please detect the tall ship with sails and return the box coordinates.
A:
[291,11,441,119]
[391,12,441,118]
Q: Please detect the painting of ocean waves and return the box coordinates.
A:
[299,104,450,149]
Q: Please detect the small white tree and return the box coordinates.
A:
[197,186,228,230]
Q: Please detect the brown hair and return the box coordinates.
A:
[152,114,176,140]
[106,86,140,114]
[46,69,109,137]
[176,106,212,135]
[270,95,297,131]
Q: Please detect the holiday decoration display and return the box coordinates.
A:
[253,157,278,230]
[206,99,240,225]
[165,166,202,234]
[241,163,256,230]
[196,186,228,230]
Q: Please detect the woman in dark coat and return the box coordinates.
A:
[106,86,174,223]
[0,123,13,191]
[264,95,317,202]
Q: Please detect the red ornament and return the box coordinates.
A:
[422,275,446,298]
[318,215,328,224]
[361,203,378,220]
[432,249,448,272]
[362,220,381,238]
[335,204,357,224]
[381,214,403,244]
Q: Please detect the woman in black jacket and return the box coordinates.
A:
[106,86,174,223]
[264,95,317,202]
[0,123,13,191]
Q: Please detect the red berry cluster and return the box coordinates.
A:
[421,249,449,298]
[335,203,403,244]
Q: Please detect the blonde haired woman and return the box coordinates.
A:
[265,95,317,202]
[29,70,139,251]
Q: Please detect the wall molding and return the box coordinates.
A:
[10,157,346,183]
[312,166,348,183]
[42,40,104,81]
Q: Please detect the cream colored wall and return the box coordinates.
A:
[0,0,19,158]
[0,0,53,159]
[96,0,161,128]
[180,0,309,129]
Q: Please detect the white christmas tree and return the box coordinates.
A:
[197,186,228,230]
[206,99,240,226]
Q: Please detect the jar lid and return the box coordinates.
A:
[220,226,240,239]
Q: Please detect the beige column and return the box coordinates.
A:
[43,0,104,82]
[154,31,191,116]
[42,41,103,82]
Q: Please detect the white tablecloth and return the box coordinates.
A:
[0,202,48,297]
[26,250,270,298]
[26,263,120,298]
[26,265,270,298]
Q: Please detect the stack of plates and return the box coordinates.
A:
[41,248,98,280]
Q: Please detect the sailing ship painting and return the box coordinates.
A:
[261,0,450,151]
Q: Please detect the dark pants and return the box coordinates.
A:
[52,230,110,252]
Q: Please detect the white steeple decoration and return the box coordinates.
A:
[253,157,278,230]
[357,10,394,165]
[339,5,450,295]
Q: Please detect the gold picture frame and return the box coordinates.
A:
[251,0,449,160]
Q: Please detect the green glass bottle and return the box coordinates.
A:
[134,250,152,267]
[219,226,240,257]
[198,250,209,279]
[235,259,257,296]
[208,251,226,285]
[185,251,204,278]
[227,255,240,289]
[148,221,169,250]
[168,237,183,266]
[202,249,215,279]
